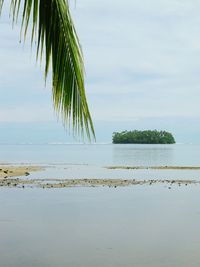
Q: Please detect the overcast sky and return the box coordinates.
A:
[0,0,200,143]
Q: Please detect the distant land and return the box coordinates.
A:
[112,130,175,144]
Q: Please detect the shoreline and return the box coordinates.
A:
[106,166,200,170]
[0,165,200,189]
[0,165,44,179]
[0,177,198,189]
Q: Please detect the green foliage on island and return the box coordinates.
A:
[112,130,175,144]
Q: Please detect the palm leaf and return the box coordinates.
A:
[0,0,3,15]
[0,0,95,140]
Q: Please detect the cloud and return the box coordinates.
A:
[1,1,200,142]
[0,105,55,122]
[70,0,200,123]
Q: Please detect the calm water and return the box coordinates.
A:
[0,143,200,166]
[1,144,200,180]
[1,144,200,266]
[1,186,200,267]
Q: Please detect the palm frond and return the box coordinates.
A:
[0,0,95,140]
[0,0,4,15]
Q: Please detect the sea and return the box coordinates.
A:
[1,143,200,180]
[1,143,200,267]
[1,143,200,166]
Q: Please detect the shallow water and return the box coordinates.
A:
[1,186,200,267]
[1,144,200,180]
[18,164,200,181]
[1,144,200,266]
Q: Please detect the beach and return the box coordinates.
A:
[0,164,200,189]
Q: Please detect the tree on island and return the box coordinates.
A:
[112,130,175,144]
[0,0,95,139]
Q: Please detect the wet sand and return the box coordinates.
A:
[0,177,198,189]
[0,165,200,189]
[0,166,43,179]
[106,166,200,170]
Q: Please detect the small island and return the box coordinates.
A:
[112,130,175,144]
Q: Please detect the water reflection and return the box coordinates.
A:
[112,144,175,166]
[0,144,200,166]
[1,186,200,267]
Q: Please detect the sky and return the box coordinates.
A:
[1,0,200,143]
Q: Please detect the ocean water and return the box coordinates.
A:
[1,186,200,267]
[1,144,200,267]
[0,143,200,166]
[1,144,200,180]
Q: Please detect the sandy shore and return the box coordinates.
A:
[106,166,200,170]
[0,177,198,189]
[0,165,200,189]
[0,166,43,179]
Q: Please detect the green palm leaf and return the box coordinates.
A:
[0,0,95,140]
